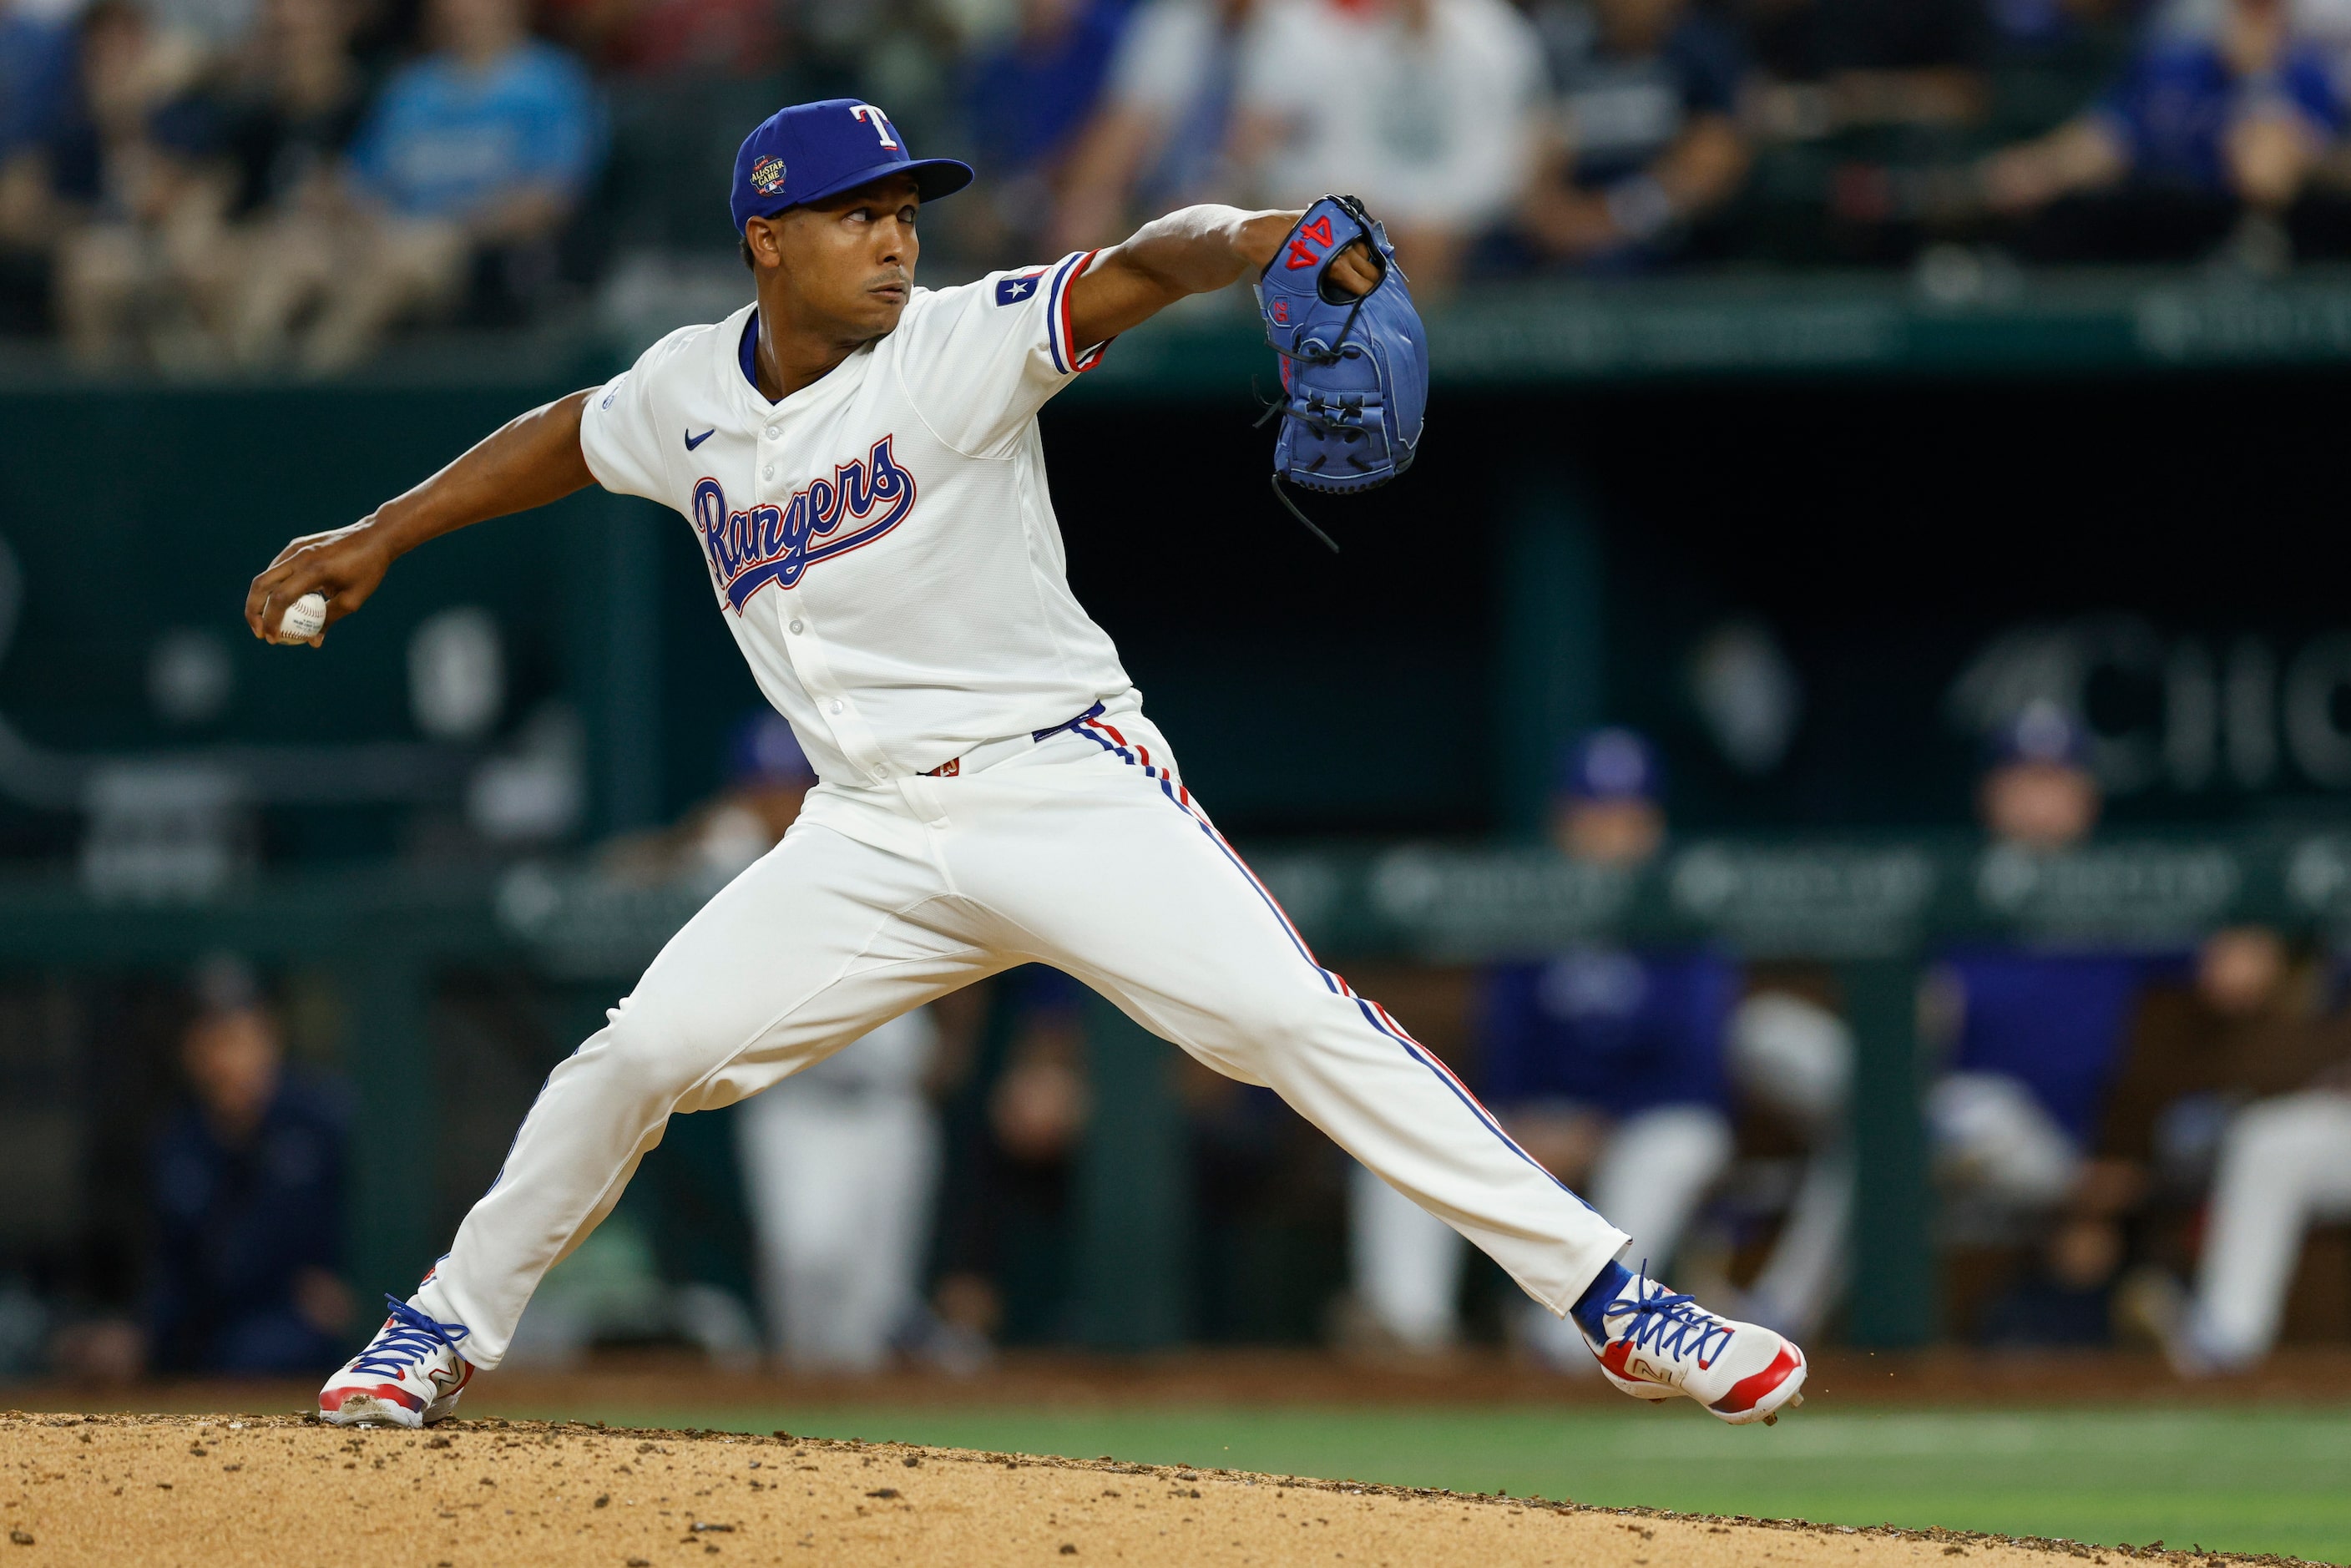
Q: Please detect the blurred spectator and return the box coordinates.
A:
[929,966,1094,1348]
[1547,724,1666,863]
[0,0,80,327]
[1049,0,1265,253]
[738,1006,950,1371]
[0,0,76,148]
[24,0,228,365]
[1508,0,1752,269]
[2107,929,2351,1372]
[53,0,373,366]
[2095,926,2338,1214]
[1928,704,2169,1343]
[602,710,815,883]
[986,979,1093,1172]
[1980,0,2137,140]
[1228,0,1543,291]
[1177,1046,1339,1343]
[0,0,78,216]
[147,975,352,1375]
[1744,0,1991,135]
[1721,986,1853,1339]
[1979,0,2342,264]
[542,0,784,78]
[959,0,1129,266]
[147,0,260,60]
[1347,729,1850,1360]
[2159,1038,2351,1371]
[1974,696,2101,846]
[214,0,372,224]
[232,0,599,371]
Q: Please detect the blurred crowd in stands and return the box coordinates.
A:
[9,0,2351,367]
[8,701,2351,1383]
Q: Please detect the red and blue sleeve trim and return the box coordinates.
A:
[1045,249,1110,376]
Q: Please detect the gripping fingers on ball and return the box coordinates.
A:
[249,574,326,646]
[246,570,298,641]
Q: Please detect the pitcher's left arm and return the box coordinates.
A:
[1064,204,1381,349]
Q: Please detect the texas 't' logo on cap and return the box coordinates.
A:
[731,97,975,235]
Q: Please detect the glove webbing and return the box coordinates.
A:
[1256,195,1400,556]
[1255,300,1378,557]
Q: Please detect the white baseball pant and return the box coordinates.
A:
[2187,1090,2351,1365]
[418,695,1629,1366]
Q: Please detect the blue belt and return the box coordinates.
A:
[922,701,1106,778]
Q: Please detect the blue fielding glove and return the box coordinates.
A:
[1253,194,1428,551]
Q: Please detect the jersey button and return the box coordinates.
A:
[762,464,775,480]
[764,425,780,440]
[788,620,804,635]
[828,701,844,715]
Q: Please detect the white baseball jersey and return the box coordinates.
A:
[579,250,1130,785]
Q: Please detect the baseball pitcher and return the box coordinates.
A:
[248,99,1807,1429]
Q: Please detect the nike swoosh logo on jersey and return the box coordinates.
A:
[685,428,715,450]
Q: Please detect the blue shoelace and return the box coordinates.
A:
[1605,1277,1735,1369]
[350,1297,471,1378]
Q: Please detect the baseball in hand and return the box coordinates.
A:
[277,592,328,644]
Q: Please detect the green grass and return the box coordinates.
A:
[480,1399,2351,1563]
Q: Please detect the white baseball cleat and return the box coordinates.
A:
[317,1297,476,1429]
[1580,1272,1808,1425]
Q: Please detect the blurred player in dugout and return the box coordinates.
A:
[2109,925,2351,1372]
[1925,702,2173,1341]
[1347,729,1853,1363]
[146,962,351,1377]
[606,713,963,1372]
[1929,701,2351,1356]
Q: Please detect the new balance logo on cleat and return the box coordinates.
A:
[1580,1272,1808,1427]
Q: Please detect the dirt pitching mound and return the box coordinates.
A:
[0,1413,2317,1568]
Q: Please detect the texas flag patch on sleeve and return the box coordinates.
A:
[995,272,1044,306]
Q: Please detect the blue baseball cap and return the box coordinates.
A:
[1558,728,1663,803]
[1987,700,2089,768]
[731,99,973,235]
[727,711,816,788]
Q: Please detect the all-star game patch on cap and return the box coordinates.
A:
[730,99,974,235]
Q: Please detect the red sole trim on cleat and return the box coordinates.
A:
[1710,1345,1804,1416]
[321,1383,423,1414]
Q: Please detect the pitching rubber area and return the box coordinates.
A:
[0,1412,2328,1568]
